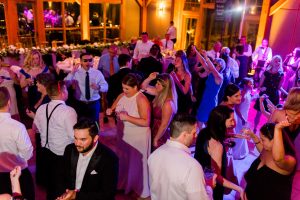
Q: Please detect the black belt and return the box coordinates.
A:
[78,99,99,105]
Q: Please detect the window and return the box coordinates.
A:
[17,2,36,47]
[0,3,7,45]
[89,3,120,43]
[43,1,81,44]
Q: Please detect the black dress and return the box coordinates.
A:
[245,157,293,200]
[194,129,227,200]
[175,79,192,114]
[254,70,283,111]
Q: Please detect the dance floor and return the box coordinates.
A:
[28,99,267,200]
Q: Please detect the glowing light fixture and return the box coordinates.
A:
[48,2,52,9]
[235,6,244,12]
[158,1,165,16]
[249,5,256,15]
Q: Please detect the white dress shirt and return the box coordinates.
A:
[65,67,108,101]
[167,25,177,40]
[133,40,154,61]
[0,113,33,172]
[243,44,253,57]
[148,140,212,200]
[252,46,272,63]
[161,39,174,51]
[76,142,98,190]
[34,100,77,156]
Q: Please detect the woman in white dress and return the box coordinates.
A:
[107,73,151,199]
[220,83,249,159]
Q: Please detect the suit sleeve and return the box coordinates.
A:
[76,150,119,200]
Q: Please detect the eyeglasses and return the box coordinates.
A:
[82,58,93,62]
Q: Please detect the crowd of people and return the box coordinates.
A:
[1,22,300,200]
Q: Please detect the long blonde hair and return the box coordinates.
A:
[266,55,283,73]
[153,73,177,112]
[23,50,45,70]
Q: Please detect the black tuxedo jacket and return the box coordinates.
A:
[137,56,163,79]
[107,68,132,106]
[63,142,119,200]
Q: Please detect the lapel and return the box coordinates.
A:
[80,144,103,188]
[70,146,79,188]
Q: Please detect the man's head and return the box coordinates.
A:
[0,87,10,112]
[118,54,132,68]
[170,21,174,26]
[150,44,160,57]
[109,45,118,58]
[46,81,68,101]
[262,39,268,48]
[240,36,247,45]
[80,53,93,70]
[213,41,222,53]
[170,114,198,147]
[36,73,55,94]
[284,87,300,124]
[141,32,149,43]
[73,118,99,155]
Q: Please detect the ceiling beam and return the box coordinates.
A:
[269,0,288,16]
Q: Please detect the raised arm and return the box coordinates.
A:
[273,121,296,173]
[141,72,159,96]
[200,50,223,85]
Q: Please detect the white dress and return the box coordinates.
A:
[0,68,19,115]
[233,90,250,159]
[115,91,151,198]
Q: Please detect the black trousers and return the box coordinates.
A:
[75,99,100,122]
[0,168,35,200]
[42,150,65,200]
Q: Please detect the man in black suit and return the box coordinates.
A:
[137,44,163,79]
[57,118,118,200]
[106,54,133,106]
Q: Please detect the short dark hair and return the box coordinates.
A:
[141,32,148,36]
[36,73,55,87]
[122,73,142,89]
[0,87,10,109]
[80,52,92,59]
[73,118,99,138]
[46,81,66,98]
[150,44,160,56]
[170,114,196,138]
[118,54,132,66]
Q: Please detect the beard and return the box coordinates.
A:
[76,141,95,154]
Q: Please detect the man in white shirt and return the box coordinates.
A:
[57,118,118,200]
[161,33,174,51]
[33,81,77,200]
[64,52,108,122]
[167,21,177,44]
[148,114,214,200]
[207,41,222,60]
[133,32,154,64]
[0,87,34,200]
